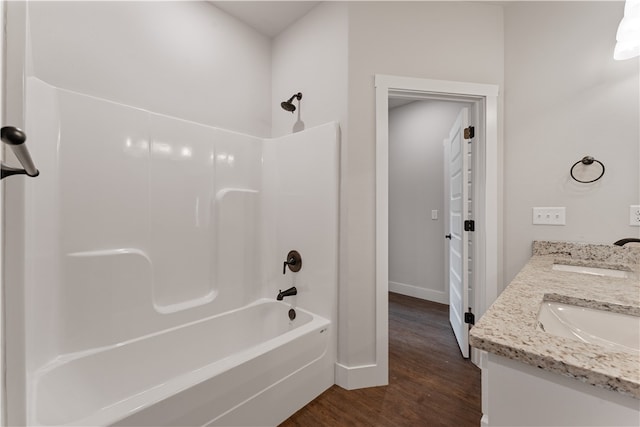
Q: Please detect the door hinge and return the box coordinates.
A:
[464,220,475,232]
[464,126,475,139]
[464,309,475,325]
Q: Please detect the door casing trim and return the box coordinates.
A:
[375,74,500,382]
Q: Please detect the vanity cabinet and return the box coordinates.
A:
[481,353,640,427]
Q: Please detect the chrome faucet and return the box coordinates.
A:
[277,287,297,301]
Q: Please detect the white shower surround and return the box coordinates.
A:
[17,78,339,426]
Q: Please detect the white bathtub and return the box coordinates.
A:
[30,299,332,426]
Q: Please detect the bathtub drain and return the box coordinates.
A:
[288,308,296,321]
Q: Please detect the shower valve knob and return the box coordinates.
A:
[282,250,302,275]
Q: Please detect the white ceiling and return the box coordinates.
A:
[211,1,320,38]
[211,1,508,39]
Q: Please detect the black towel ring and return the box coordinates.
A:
[570,156,605,183]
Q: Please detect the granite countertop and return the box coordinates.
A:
[470,241,640,399]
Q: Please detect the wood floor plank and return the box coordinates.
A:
[280,292,482,426]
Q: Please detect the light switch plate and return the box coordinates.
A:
[630,205,640,226]
[533,207,566,225]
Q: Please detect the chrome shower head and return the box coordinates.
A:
[281,92,302,113]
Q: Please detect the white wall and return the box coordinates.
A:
[503,1,640,284]
[342,1,504,372]
[388,100,465,304]
[271,2,348,138]
[26,1,272,136]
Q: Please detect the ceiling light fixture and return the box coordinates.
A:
[614,0,640,60]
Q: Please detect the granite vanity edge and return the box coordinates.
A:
[543,293,640,317]
[469,334,640,399]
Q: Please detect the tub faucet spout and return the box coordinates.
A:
[277,287,297,301]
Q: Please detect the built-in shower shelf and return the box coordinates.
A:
[154,292,218,314]
[215,187,259,201]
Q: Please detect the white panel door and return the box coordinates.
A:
[448,108,470,358]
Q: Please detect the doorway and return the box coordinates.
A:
[375,74,500,380]
[388,99,470,304]
[388,98,475,359]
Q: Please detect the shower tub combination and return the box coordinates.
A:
[6,76,340,426]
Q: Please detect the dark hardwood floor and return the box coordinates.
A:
[280,292,482,427]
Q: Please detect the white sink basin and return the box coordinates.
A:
[537,301,640,354]
[552,263,633,279]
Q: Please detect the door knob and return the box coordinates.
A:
[445,234,452,240]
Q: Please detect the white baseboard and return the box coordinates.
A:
[334,362,387,390]
[389,281,448,304]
